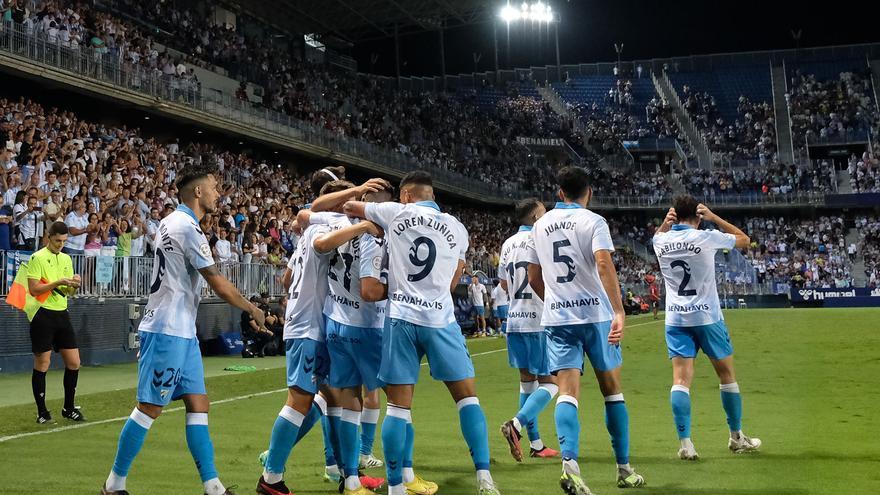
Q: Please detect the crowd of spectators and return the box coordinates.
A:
[788,69,877,150]
[680,86,777,165]
[1,0,202,96]
[744,216,854,289]
[855,216,879,288]
[680,162,835,197]
[847,147,880,193]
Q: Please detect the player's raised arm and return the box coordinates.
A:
[342,200,367,219]
[310,178,391,212]
[313,221,383,254]
[697,204,750,249]
[656,207,677,234]
[199,264,265,329]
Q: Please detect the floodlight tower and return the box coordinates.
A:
[496,1,561,82]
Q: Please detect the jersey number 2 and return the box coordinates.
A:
[670,260,697,296]
[505,261,532,300]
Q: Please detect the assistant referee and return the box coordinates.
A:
[26,221,85,424]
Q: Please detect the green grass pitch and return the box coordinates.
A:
[1,308,879,494]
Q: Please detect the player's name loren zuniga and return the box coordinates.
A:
[390,215,459,249]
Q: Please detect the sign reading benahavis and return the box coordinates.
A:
[790,287,880,304]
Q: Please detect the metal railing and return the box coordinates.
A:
[0,251,286,299]
[0,19,529,202]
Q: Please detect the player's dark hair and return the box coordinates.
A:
[400,171,433,189]
[672,195,699,222]
[556,166,592,200]
[319,179,355,197]
[515,198,543,225]
[310,166,346,196]
[48,221,68,236]
[176,163,217,191]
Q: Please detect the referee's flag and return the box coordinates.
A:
[5,263,49,311]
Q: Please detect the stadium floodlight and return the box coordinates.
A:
[499,1,554,23]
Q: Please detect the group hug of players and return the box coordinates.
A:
[99,164,761,495]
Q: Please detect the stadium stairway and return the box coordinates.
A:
[837,170,854,194]
[847,228,868,287]
[771,63,796,163]
[652,71,713,168]
[871,59,880,114]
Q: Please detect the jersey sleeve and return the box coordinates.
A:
[364,202,403,230]
[591,218,615,253]
[309,224,334,255]
[358,234,385,280]
[309,212,335,225]
[498,247,510,284]
[524,231,539,264]
[457,221,470,262]
[26,255,45,280]
[183,224,215,270]
[705,229,737,250]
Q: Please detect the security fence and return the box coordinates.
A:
[1,251,287,300]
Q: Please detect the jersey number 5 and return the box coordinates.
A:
[670,260,697,296]
[552,240,576,283]
[149,249,166,294]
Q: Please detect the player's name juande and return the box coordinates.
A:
[392,215,457,248]
[391,292,444,310]
[543,220,577,235]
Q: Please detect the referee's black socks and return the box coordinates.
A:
[32,369,48,415]
[63,368,79,411]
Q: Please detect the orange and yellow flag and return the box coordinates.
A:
[5,263,49,311]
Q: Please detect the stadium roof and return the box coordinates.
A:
[230,0,492,44]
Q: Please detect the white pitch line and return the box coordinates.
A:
[0,347,509,443]
[0,326,661,444]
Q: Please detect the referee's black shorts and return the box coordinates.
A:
[29,308,77,354]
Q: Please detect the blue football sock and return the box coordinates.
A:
[111,408,154,478]
[295,402,322,444]
[321,412,337,467]
[457,397,490,471]
[360,408,380,456]
[327,408,343,471]
[403,420,415,469]
[720,382,743,432]
[670,385,692,440]
[604,394,630,465]
[516,383,558,444]
[264,406,304,475]
[555,396,580,460]
[185,413,219,482]
[340,409,362,479]
[382,406,410,487]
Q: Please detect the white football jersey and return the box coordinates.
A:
[322,213,385,329]
[499,227,543,332]
[527,203,615,326]
[365,201,468,328]
[468,283,487,306]
[284,223,333,341]
[652,225,736,326]
[491,283,508,309]
[358,232,388,329]
[139,206,214,339]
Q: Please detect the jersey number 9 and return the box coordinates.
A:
[407,236,436,282]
